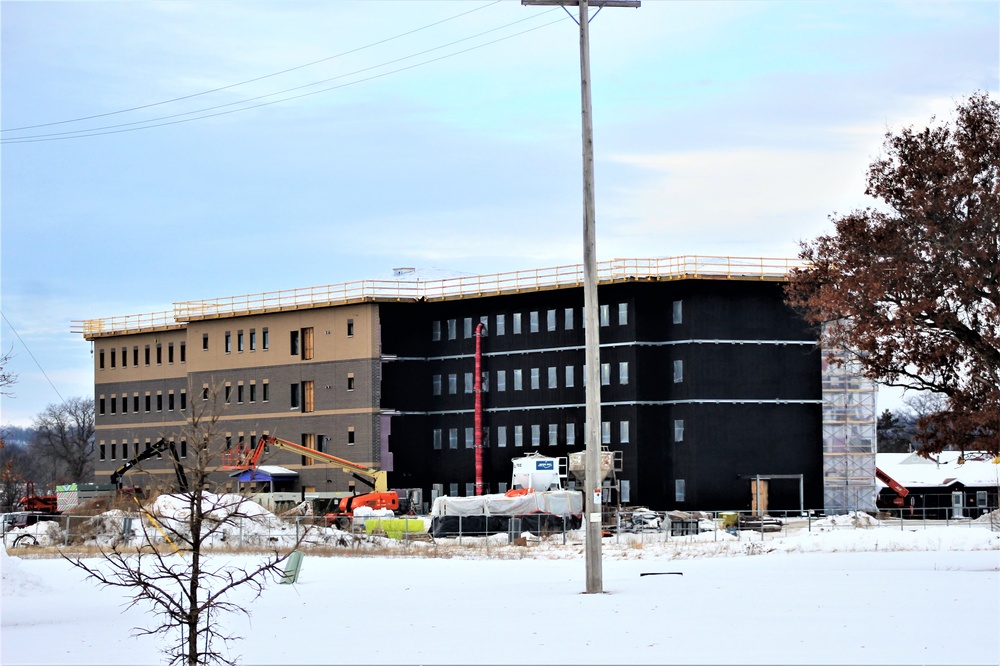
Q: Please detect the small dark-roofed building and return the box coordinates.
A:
[876,452,999,519]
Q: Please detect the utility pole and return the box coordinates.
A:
[522,0,640,594]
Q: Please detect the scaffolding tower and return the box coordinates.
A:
[821,343,877,514]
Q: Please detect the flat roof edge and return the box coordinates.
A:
[75,256,800,336]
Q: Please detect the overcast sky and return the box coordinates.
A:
[2,0,998,428]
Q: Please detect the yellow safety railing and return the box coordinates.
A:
[71,310,179,337]
[75,256,804,336]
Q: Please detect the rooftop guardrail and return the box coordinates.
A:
[74,255,803,337]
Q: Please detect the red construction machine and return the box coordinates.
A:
[221,435,401,527]
[17,481,59,514]
[875,467,910,508]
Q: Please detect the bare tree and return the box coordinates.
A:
[66,388,310,666]
[0,438,34,512]
[0,347,15,396]
[902,392,949,421]
[1,348,24,510]
[31,397,95,483]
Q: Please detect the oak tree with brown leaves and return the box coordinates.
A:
[787,92,999,456]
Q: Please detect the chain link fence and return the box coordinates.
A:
[6,503,999,552]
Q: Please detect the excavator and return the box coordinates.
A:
[221,434,401,528]
[111,438,189,496]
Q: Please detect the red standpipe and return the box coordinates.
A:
[474,321,485,495]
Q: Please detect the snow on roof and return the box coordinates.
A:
[256,465,297,476]
[876,452,1000,488]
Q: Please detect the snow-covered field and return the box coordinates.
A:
[2,505,999,665]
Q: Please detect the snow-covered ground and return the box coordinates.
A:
[2,506,999,665]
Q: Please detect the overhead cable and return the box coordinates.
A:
[1,0,503,133]
[4,10,561,144]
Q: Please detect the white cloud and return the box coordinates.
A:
[601,144,876,258]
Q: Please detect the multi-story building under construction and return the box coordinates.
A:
[75,256,876,513]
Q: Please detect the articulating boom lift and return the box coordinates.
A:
[874,466,909,508]
[221,435,400,524]
[110,438,190,495]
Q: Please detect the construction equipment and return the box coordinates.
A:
[875,466,909,507]
[221,435,401,526]
[17,481,59,514]
[110,439,189,495]
[6,482,61,541]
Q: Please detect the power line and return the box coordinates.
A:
[2,12,565,144]
[1,0,504,133]
[0,310,66,405]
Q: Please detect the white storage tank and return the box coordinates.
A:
[511,453,566,491]
[568,449,620,482]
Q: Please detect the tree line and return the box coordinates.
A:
[1,349,96,511]
[876,393,950,454]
